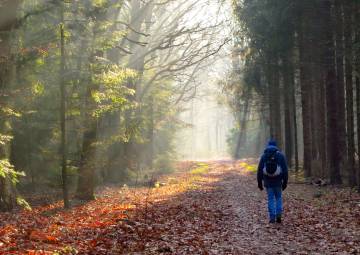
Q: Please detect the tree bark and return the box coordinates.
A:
[318,75,327,178]
[297,3,313,176]
[357,77,360,191]
[266,53,282,148]
[292,80,299,172]
[281,56,293,167]
[59,16,70,207]
[76,61,99,200]
[334,0,347,177]
[355,3,360,192]
[272,57,282,149]
[235,89,250,159]
[343,1,355,187]
[76,110,97,200]
[312,12,327,178]
[76,16,104,200]
[0,0,20,211]
[323,0,342,184]
[147,96,154,168]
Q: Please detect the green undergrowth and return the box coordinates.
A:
[185,163,211,190]
[190,162,209,175]
[150,162,210,189]
[239,162,257,173]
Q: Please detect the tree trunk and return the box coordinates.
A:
[312,16,327,179]
[323,0,342,184]
[123,0,154,170]
[76,20,104,200]
[344,1,355,187]
[357,77,360,191]
[76,66,99,200]
[334,0,347,177]
[310,67,318,169]
[267,53,282,148]
[355,3,360,192]
[297,4,312,176]
[147,96,154,168]
[267,62,275,139]
[235,90,250,159]
[76,112,97,201]
[273,57,282,148]
[59,4,70,208]
[0,0,20,211]
[292,83,299,172]
[309,1,327,179]
[281,56,293,167]
[318,75,327,178]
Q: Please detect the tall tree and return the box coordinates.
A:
[297,0,313,177]
[334,0,347,177]
[0,0,21,211]
[323,0,342,184]
[355,2,360,192]
[281,50,295,167]
[234,87,251,159]
[344,1,355,187]
[76,1,115,200]
[59,2,69,207]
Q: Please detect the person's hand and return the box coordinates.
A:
[258,183,263,191]
[282,183,287,191]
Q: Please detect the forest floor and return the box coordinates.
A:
[0,160,360,255]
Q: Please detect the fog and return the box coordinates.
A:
[175,59,235,160]
[173,0,235,160]
[0,0,237,209]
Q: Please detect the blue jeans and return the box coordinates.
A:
[266,187,282,220]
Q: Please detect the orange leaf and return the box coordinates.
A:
[45,235,58,243]
[27,250,53,255]
[90,239,97,247]
[29,230,58,244]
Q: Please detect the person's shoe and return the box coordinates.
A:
[269,219,276,224]
[276,215,282,223]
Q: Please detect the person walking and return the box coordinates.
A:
[257,139,288,223]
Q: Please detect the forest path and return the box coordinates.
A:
[201,160,360,255]
[1,160,359,254]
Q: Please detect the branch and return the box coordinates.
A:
[116,45,133,55]
[115,20,150,37]
[124,36,148,47]
[139,39,228,100]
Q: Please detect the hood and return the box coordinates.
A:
[264,146,278,154]
[267,139,277,147]
[264,139,278,153]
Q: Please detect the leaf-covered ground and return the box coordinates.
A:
[0,160,359,254]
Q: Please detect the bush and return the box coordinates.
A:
[153,152,175,174]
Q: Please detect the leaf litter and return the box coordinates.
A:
[0,160,359,254]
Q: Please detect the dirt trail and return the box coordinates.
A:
[0,160,359,254]
[198,160,360,255]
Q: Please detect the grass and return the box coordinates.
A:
[239,162,257,173]
[190,163,209,175]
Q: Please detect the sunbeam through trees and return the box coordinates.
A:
[0,0,360,254]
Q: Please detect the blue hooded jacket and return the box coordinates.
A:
[257,140,288,188]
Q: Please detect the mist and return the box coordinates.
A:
[175,62,234,160]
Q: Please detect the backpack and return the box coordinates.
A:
[263,150,282,177]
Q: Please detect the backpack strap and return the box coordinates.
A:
[263,165,282,176]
